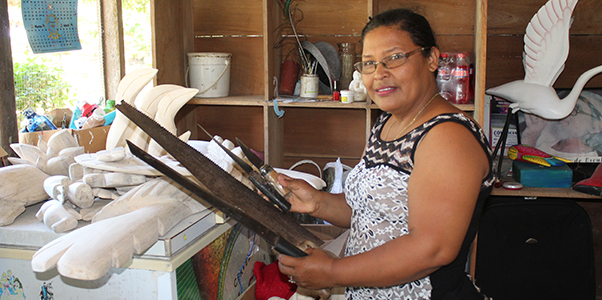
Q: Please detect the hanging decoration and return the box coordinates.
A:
[21,0,82,54]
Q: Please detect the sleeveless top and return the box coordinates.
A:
[343,112,495,300]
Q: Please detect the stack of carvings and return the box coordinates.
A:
[0,68,251,281]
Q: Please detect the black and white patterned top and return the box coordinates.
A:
[343,112,494,300]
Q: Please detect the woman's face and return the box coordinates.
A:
[361,26,438,113]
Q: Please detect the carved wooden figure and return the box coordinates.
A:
[0,164,50,225]
[146,88,198,156]
[105,68,159,150]
[36,200,79,233]
[31,178,208,280]
[128,84,183,150]
[43,175,72,200]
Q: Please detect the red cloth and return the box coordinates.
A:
[254,260,297,300]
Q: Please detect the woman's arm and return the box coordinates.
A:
[279,175,352,228]
[279,122,490,289]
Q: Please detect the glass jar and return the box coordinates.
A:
[338,42,356,90]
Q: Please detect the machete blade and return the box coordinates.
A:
[115,102,322,249]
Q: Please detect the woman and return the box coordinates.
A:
[277,8,494,299]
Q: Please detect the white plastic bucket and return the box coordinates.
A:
[187,52,231,98]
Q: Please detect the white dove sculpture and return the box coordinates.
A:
[486,0,602,120]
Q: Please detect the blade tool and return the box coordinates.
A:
[235,137,292,199]
[197,124,291,212]
[115,102,322,256]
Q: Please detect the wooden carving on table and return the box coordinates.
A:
[31,177,209,280]
[0,67,217,282]
[486,0,602,120]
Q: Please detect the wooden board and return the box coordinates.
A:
[488,0,602,34]
[193,0,263,36]
[280,0,368,36]
[152,0,195,86]
[282,107,367,159]
[486,35,602,89]
[378,0,477,35]
[194,105,265,151]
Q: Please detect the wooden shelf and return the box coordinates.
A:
[187,95,473,110]
[272,100,378,109]
[187,95,265,106]
[491,185,602,200]
[159,0,488,168]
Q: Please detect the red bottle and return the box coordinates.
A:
[332,81,341,101]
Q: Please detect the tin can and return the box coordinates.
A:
[300,74,319,98]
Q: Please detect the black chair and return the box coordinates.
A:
[475,196,595,300]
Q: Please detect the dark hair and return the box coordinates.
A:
[361,8,438,57]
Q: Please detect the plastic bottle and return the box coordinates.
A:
[104,110,116,126]
[21,108,57,132]
[74,117,88,129]
[69,101,85,129]
[81,108,106,129]
[436,53,454,102]
[104,99,116,113]
[452,52,470,104]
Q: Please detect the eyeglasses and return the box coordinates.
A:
[354,47,428,74]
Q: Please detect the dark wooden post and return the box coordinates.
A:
[0,0,18,157]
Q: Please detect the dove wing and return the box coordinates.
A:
[523,0,578,86]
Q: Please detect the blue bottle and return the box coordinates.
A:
[22,108,58,132]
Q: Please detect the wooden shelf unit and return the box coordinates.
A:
[154,0,488,173]
[152,0,602,173]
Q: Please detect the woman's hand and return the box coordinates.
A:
[277,248,337,290]
[278,174,323,215]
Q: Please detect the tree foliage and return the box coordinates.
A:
[13,58,71,122]
[9,0,151,123]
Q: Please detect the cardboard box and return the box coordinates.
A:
[490,113,518,156]
[18,129,71,147]
[47,108,73,128]
[18,125,110,154]
[72,125,111,153]
[512,160,573,188]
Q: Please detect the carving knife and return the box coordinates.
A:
[114,102,322,253]
[235,137,292,199]
[196,124,291,212]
